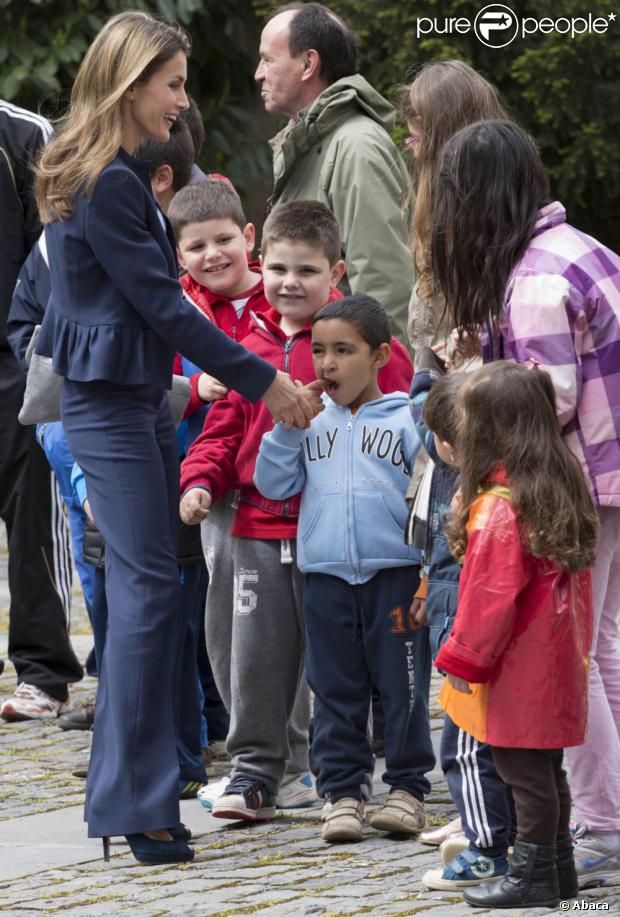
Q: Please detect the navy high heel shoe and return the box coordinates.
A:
[125,832,194,864]
[100,830,193,862]
[169,823,192,842]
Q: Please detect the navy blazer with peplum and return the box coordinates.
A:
[41,147,275,401]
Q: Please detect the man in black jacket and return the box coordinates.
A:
[0,99,82,720]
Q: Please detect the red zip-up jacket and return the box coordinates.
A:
[180,307,414,539]
[173,261,269,416]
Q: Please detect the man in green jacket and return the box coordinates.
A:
[255,2,414,344]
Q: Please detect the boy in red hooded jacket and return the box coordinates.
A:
[180,200,413,822]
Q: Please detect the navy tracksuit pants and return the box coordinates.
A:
[62,379,181,838]
[304,565,435,802]
[1,352,82,701]
[441,714,516,856]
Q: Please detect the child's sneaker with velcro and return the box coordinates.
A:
[440,834,470,865]
[368,789,426,835]
[321,797,365,843]
[422,848,509,890]
[211,775,276,822]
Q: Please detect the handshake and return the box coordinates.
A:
[261,372,326,430]
[179,372,325,526]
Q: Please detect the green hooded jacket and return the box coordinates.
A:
[269,74,414,344]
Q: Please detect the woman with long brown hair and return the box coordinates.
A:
[35,10,320,865]
[400,60,506,354]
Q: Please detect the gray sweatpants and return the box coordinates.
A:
[201,504,310,794]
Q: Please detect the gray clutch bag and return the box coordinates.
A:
[18,326,63,425]
[167,374,191,426]
[19,325,192,428]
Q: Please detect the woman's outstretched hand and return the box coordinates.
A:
[262,372,325,429]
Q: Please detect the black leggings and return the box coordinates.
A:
[491,746,571,844]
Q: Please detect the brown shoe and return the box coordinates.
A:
[58,702,95,731]
[71,759,89,779]
[368,789,426,835]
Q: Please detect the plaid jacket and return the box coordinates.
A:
[484,202,620,508]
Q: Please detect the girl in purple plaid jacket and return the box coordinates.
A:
[430,118,620,894]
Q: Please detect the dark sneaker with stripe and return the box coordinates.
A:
[211,775,276,822]
[179,779,206,800]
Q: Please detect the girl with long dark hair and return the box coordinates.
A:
[436,361,596,908]
[432,118,620,895]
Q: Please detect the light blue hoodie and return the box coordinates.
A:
[255,393,421,584]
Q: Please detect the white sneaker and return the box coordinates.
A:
[419,815,463,846]
[210,776,276,823]
[0,683,73,721]
[321,797,365,843]
[197,776,230,809]
[574,826,620,889]
[275,771,317,809]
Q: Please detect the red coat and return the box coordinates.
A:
[180,307,414,539]
[174,262,270,417]
[435,474,592,749]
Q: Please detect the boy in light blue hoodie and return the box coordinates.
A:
[255,295,435,844]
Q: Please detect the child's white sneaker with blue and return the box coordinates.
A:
[275,771,317,809]
[422,848,509,890]
[197,776,230,809]
[211,775,276,822]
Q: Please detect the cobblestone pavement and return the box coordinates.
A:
[1,524,619,916]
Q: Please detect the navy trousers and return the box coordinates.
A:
[89,562,208,786]
[61,379,181,838]
[304,566,435,802]
[441,714,516,856]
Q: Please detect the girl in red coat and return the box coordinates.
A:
[435,361,597,909]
